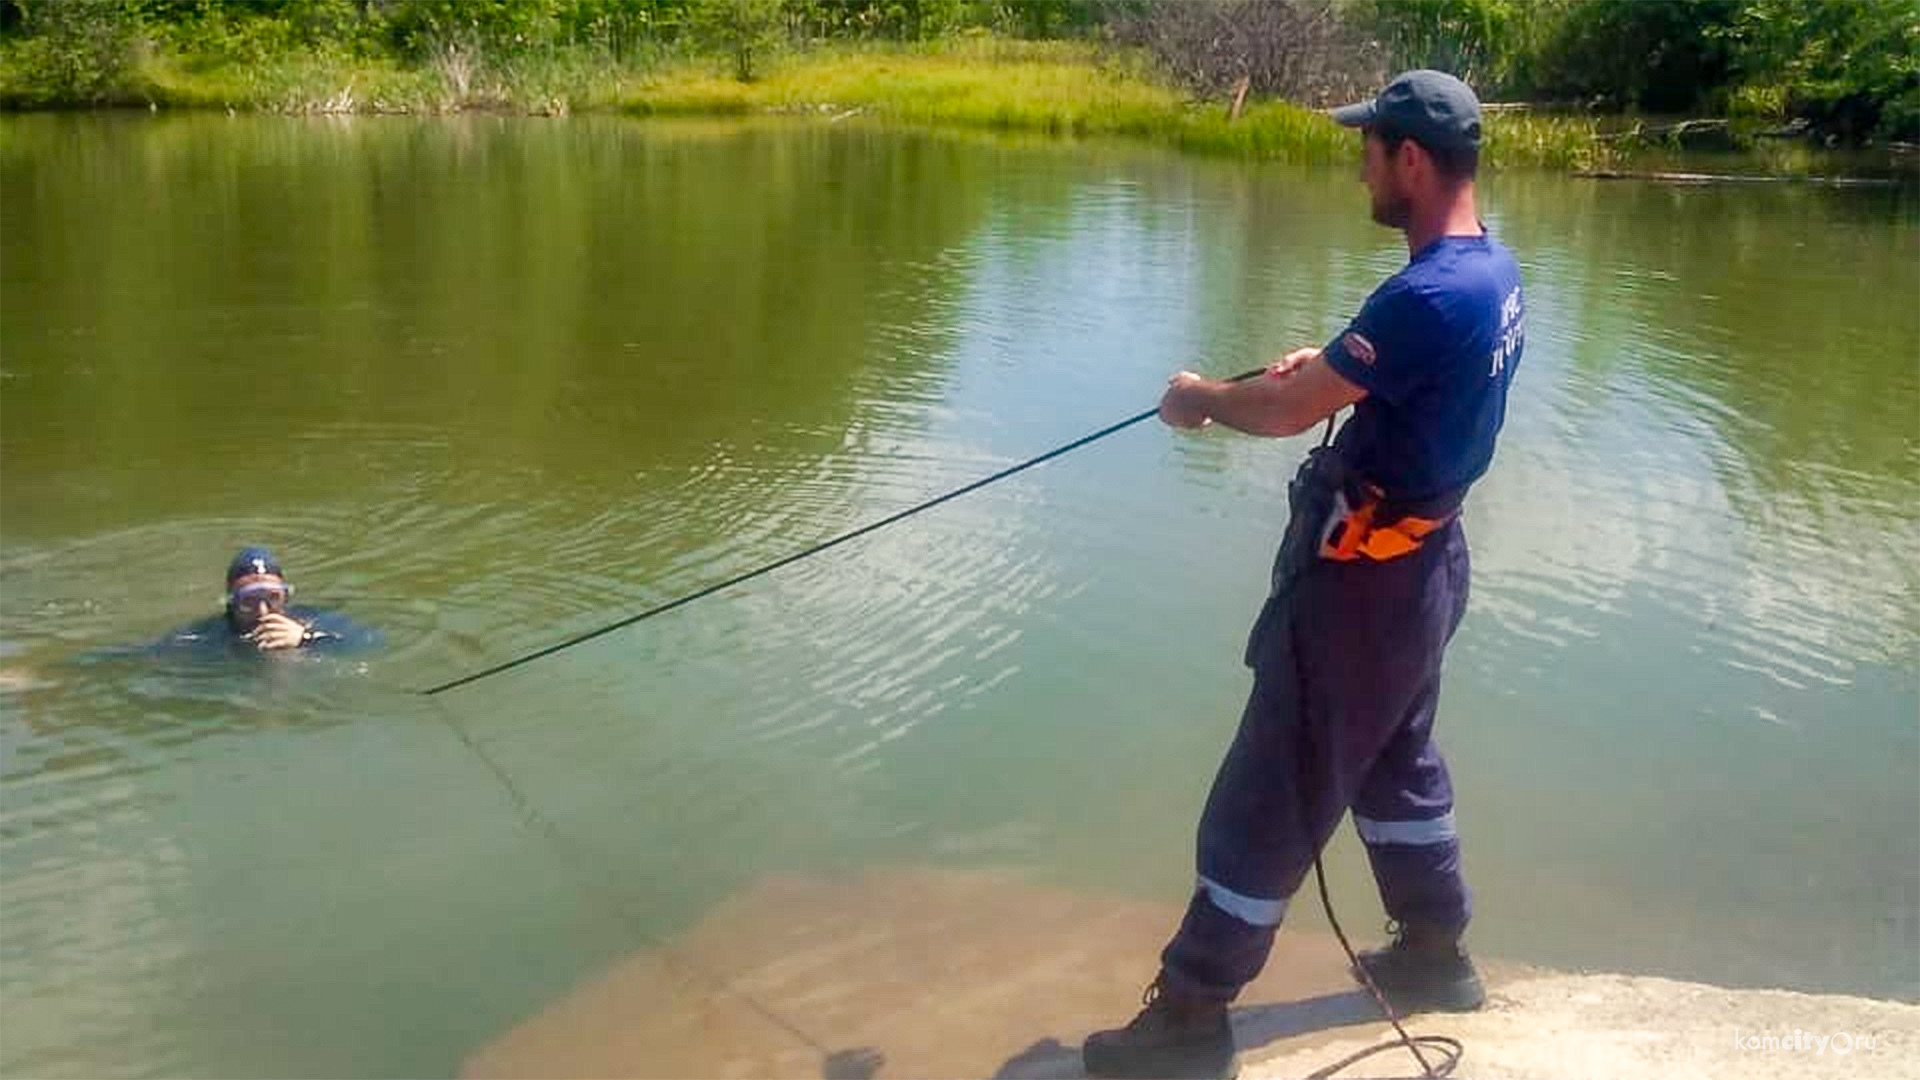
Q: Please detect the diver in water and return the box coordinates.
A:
[159,546,379,655]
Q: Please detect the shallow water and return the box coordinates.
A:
[2,114,1915,1077]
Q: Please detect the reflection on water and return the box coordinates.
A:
[1,114,1915,1077]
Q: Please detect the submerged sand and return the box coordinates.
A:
[461,867,1915,1080]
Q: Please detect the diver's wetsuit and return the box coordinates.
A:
[157,606,381,657]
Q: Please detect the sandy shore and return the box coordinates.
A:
[461,866,1916,1080]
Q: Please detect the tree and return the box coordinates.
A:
[687,0,783,80]
[1721,0,1920,139]
[1107,0,1380,104]
[1527,0,1740,111]
[10,0,144,103]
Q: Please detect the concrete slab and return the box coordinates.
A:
[1248,972,1917,1080]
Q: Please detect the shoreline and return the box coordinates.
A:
[11,39,1904,177]
[9,99,1910,184]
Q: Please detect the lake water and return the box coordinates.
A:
[2,114,1915,1078]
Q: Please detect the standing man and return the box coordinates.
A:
[1083,71,1525,1080]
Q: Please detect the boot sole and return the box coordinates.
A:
[1352,962,1486,1013]
[1082,1051,1238,1080]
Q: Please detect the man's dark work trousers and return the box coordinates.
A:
[1159,461,1473,1004]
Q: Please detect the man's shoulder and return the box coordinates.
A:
[159,614,235,647]
[1398,238,1519,320]
[1361,266,1447,335]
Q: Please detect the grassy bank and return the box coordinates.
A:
[2,37,1617,169]
[619,40,1394,166]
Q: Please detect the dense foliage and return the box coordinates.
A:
[1,0,1913,140]
[1349,0,1917,138]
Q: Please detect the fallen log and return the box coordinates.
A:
[1574,169,1900,188]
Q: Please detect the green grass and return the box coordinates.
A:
[1482,110,1616,171]
[621,40,1359,164]
[620,41,1612,168]
[0,34,1613,168]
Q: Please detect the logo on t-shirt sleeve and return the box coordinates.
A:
[1490,286,1524,378]
[1341,331,1377,366]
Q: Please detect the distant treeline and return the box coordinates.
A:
[3,0,1914,140]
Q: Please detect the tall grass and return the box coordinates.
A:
[0,34,1612,168]
[1483,111,1614,171]
[622,40,1610,169]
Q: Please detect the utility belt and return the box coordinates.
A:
[1249,442,1463,669]
[1316,482,1460,563]
[1269,446,1461,596]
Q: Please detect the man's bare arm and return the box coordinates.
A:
[1159,348,1367,437]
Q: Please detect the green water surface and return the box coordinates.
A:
[2,114,1916,1078]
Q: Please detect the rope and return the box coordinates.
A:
[1305,852,1463,1079]
[409,367,1269,1070]
[419,693,841,1059]
[1301,406,1462,1080]
[419,367,1267,697]
[412,363,1466,1078]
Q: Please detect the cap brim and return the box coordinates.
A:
[1329,101,1376,128]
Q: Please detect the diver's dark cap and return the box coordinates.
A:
[226,546,284,585]
[1330,69,1483,154]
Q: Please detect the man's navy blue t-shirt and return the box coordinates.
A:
[1320,233,1525,505]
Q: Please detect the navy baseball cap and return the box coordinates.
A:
[1330,69,1483,154]
[226,546,284,585]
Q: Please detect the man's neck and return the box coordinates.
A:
[1404,183,1483,254]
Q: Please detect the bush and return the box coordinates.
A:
[11,0,143,104]
[1106,0,1381,105]
[1528,0,1740,112]
[380,0,563,62]
[686,0,784,80]
[1722,81,1787,122]
[1344,0,1523,95]
[1719,0,1920,141]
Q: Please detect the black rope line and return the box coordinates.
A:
[419,367,1267,697]
[420,692,842,1059]
[1300,410,1460,1080]
[410,369,1273,1070]
[412,362,1466,1079]
[1305,852,1462,1079]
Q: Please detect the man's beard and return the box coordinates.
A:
[1371,188,1412,228]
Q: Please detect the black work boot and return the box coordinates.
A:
[1352,921,1486,1013]
[1082,976,1237,1079]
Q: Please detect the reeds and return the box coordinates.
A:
[622,41,1612,169]
[0,35,1615,169]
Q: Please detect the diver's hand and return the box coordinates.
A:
[247,612,310,651]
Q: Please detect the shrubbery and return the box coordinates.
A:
[6,0,145,104]
[1339,0,1916,140]
[0,0,1911,141]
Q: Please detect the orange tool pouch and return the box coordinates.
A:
[1317,483,1458,563]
